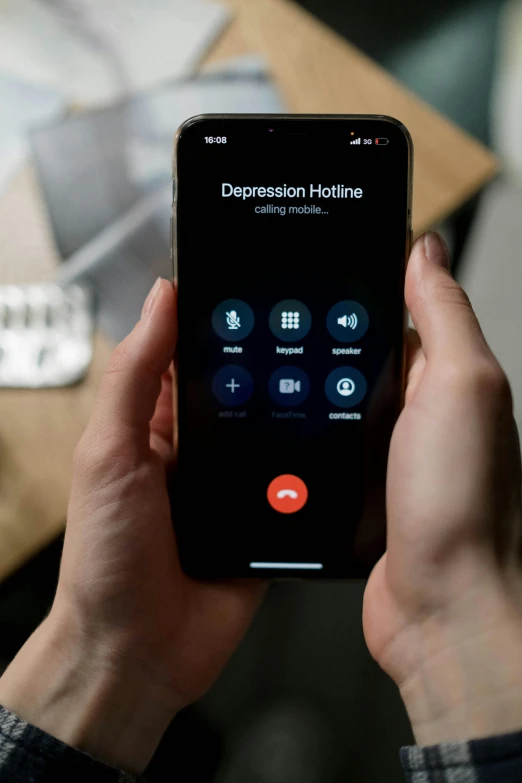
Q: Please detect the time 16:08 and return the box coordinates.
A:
[205,136,227,143]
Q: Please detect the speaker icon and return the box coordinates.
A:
[327,301,369,343]
[337,313,358,330]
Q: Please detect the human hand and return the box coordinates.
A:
[0,279,265,774]
[363,232,522,745]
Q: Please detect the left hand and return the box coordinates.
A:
[0,278,265,774]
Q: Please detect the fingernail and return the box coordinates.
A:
[142,277,162,318]
[424,231,450,269]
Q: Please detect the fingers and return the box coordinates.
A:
[406,327,422,371]
[405,232,490,362]
[150,369,175,461]
[83,279,177,461]
[404,328,425,405]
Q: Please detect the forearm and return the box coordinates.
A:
[0,604,176,775]
[397,572,522,746]
[396,573,522,781]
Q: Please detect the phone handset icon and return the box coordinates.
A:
[268,475,308,513]
[276,488,299,500]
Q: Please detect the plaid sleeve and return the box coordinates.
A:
[0,705,143,783]
[401,729,522,782]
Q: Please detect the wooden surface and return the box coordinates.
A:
[0,0,498,581]
[206,0,498,230]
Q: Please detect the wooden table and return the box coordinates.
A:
[0,0,497,581]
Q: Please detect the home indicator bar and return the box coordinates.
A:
[249,562,324,570]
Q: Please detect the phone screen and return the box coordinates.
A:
[174,116,412,578]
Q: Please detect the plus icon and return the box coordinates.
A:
[212,366,253,406]
[226,378,240,393]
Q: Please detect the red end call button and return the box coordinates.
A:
[267,474,308,514]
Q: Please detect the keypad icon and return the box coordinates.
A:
[281,311,300,330]
[269,300,311,342]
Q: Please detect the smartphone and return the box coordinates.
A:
[173,115,413,579]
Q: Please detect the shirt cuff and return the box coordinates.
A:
[401,728,522,782]
[0,705,142,782]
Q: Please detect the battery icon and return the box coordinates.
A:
[375,138,389,145]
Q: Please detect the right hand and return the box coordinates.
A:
[363,231,522,746]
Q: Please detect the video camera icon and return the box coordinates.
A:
[269,367,310,406]
[279,378,301,394]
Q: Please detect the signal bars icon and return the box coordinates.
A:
[350,137,361,145]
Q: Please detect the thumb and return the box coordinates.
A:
[405,232,489,361]
[83,278,177,460]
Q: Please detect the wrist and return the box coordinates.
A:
[0,604,178,774]
[398,575,522,746]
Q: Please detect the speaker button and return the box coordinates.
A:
[327,301,369,343]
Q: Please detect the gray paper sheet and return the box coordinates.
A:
[31,58,285,342]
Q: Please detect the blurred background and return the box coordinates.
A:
[0,0,521,781]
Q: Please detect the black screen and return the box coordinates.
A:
[174,115,412,579]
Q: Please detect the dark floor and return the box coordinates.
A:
[0,2,503,781]
[0,538,63,673]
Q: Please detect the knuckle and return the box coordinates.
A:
[444,358,512,404]
[470,361,510,398]
[103,336,155,393]
[72,437,107,481]
[73,430,141,484]
[104,339,132,379]
[72,437,91,473]
[478,363,512,406]
[409,276,471,326]
[431,276,473,310]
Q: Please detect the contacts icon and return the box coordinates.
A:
[325,367,367,408]
[337,377,356,397]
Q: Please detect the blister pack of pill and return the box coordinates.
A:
[0,284,94,388]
